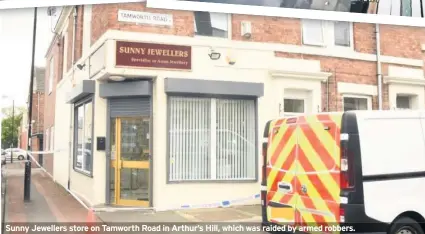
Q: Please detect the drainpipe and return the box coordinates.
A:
[375,23,383,110]
[68,6,78,190]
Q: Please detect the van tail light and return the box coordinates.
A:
[262,142,268,184]
[339,207,345,223]
[340,133,354,189]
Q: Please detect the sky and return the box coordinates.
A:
[0,7,58,110]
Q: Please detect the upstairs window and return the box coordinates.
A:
[302,19,352,48]
[194,12,229,38]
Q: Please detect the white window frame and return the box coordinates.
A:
[168,96,257,182]
[302,20,354,50]
[73,96,94,175]
[193,12,232,40]
[301,19,326,46]
[48,57,54,94]
[342,94,372,111]
[282,98,306,117]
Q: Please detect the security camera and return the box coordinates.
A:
[76,64,86,70]
[226,56,236,66]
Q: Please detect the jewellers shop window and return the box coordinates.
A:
[194,11,229,38]
[73,96,94,176]
[168,96,257,182]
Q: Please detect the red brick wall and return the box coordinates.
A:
[75,6,84,62]
[91,3,194,44]
[380,24,425,59]
[83,3,424,112]
[32,92,44,135]
[19,130,28,150]
[232,15,301,44]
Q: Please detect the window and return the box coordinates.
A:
[302,19,352,48]
[73,97,93,174]
[377,0,423,17]
[48,57,54,94]
[168,97,256,181]
[396,95,412,109]
[283,99,305,116]
[194,12,229,38]
[400,0,413,16]
[45,129,49,151]
[302,19,325,46]
[343,96,370,111]
[334,21,351,47]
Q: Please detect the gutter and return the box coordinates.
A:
[375,24,383,110]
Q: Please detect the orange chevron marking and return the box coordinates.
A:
[297,147,337,205]
[298,195,327,224]
[269,146,297,192]
[269,125,296,165]
[298,117,339,172]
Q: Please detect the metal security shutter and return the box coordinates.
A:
[109,98,151,117]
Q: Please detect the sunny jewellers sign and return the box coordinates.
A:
[115,41,192,70]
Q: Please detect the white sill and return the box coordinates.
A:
[302,43,327,47]
[74,167,92,177]
[194,34,231,41]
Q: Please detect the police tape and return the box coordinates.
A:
[178,193,261,210]
[4,149,261,212]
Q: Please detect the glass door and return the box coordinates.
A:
[110,116,150,207]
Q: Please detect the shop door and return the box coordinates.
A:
[110,116,150,207]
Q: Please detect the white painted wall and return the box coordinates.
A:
[386,65,425,109]
[53,79,73,188]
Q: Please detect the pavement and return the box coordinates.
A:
[1,161,265,234]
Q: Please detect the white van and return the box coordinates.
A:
[261,110,425,234]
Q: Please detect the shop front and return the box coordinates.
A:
[59,38,268,210]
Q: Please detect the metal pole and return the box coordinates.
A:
[24,7,37,202]
[11,100,14,163]
[420,0,424,17]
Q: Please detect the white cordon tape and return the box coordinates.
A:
[178,193,261,210]
[17,151,90,211]
[10,149,261,212]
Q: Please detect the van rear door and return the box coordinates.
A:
[296,114,342,227]
[266,117,299,225]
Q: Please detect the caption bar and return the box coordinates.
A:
[4,223,358,233]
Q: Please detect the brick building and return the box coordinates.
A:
[19,67,45,158]
[47,4,425,210]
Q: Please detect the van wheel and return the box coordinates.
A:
[18,155,24,160]
[389,217,424,234]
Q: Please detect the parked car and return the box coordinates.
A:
[3,148,27,161]
[1,150,6,165]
